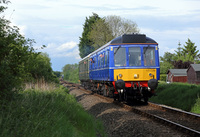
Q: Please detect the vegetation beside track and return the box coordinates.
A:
[149,82,200,114]
[0,84,106,137]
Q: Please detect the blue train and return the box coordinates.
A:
[79,34,160,103]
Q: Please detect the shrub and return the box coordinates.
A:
[150,82,200,112]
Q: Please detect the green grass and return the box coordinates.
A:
[150,82,200,113]
[0,86,106,137]
[191,97,200,114]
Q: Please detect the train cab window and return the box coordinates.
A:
[114,47,126,67]
[143,47,156,66]
[129,47,141,66]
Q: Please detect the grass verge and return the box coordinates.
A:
[0,85,106,137]
[149,82,200,113]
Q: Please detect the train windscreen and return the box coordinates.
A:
[129,47,141,66]
[143,47,156,66]
[114,48,126,66]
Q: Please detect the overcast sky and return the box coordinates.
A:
[3,0,200,71]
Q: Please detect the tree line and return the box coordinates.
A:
[0,0,57,100]
[160,39,200,74]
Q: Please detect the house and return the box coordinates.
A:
[167,69,187,83]
[187,64,200,84]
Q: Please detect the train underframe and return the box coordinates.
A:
[81,80,156,104]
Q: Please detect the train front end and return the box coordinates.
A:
[109,34,160,103]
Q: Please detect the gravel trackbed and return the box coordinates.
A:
[68,86,188,137]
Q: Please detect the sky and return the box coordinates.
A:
[2,0,200,71]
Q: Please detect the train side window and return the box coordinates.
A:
[129,47,141,66]
[114,47,126,67]
[98,54,101,67]
[105,51,108,67]
[94,57,97,69]
[143,47,156,66]
[90,58,93,70]
[100,52,104,67]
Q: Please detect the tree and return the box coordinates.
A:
[79,14,140,58]
[62,64,79,83]
[89,15,140,51]
[0,1,36,99]
[25,53,57,82]
[78,13,101,58]
[0,1,57,100]
[182,38,199,62]
[174,42,183,61]
[160,52,176,74]
[105,15,140,38]
[173,60,192,69]
[89,18,113,50]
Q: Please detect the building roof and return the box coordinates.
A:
[167,69,187,76]
[188,64,200,72]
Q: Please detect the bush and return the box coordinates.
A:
[159,74,167,81]
[150,82,200,112]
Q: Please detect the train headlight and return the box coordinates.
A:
[119,74,122,78]
[134,74,138,78]
[149,73,152,77]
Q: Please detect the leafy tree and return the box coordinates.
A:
[0,1,58,100]
[160,52,176,63]
[159,52,175,74]
[78,13,101,58]
[0,1,35,99]
[89,18,113,50]
[53,71,61,78]
[79,14,140,58]
[173,60,193,69]
[105,15,140,38]
[62,64,79,83]
[25,53,57,82]
[88,15,140,51]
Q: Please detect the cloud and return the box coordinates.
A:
[40,41,80,60]
[56,41,77,51]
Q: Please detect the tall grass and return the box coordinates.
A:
[0,84,106,137]
[150,82,200,113]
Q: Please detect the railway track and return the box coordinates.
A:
[62,81,200,136]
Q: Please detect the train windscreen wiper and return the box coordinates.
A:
[114,45,121,55]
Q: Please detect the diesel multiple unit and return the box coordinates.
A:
[79,34,160,103]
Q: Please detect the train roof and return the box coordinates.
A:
[110,34,157,44]
[79,34,157,62]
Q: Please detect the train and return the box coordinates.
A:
[79,34,160,103]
